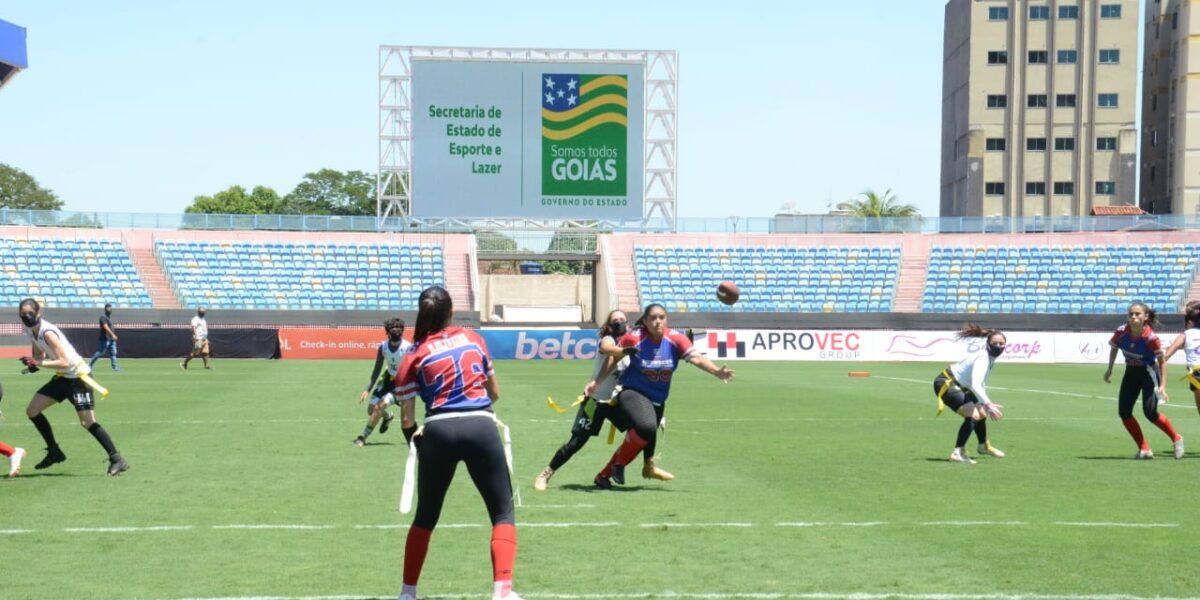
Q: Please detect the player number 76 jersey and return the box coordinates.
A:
[394,326,494,414]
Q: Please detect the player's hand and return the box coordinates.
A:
[1103,368,1112,383]
[1158,387,1169,404]
[622,347,639,357]
[714,365,735,383]
[19,356,39,373]
[583,380,597,397]
[359,390,369,404]
[984,402,1004,421]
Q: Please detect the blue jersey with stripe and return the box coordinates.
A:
[1109,324,1162,367]
[394,326,494,415]
[616,327,695,405]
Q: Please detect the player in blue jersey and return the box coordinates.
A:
[932,324,1006,464]
[1105,302,1184,459]
[592,303,734,488]
[353,317,411,447]
[391,286,520,600]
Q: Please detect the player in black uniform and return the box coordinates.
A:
[354,318,412,447]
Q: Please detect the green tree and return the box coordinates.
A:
[836,188,920,218]
[185,185,282,214]
[279,169,376,215]
[0,163,64,210]
[541,231,597,274]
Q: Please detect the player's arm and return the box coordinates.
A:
[485,374,500,404]
[37,330,74,370]
[968,356,1004,419]
[685,352,734,382]
[599,336,628,358]
[1104,346,1119,382]
[585,354,618,397]
[1156,349,1169,400]
[360,346,385,403]
[1163,334,1185,363]
[103,322,117,341]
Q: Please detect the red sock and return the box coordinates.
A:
[599,430,647,478]
[490,523,517,586]
[0,442,13,457]
[403,525,433,586]
[1152,415,1181,442]
[1122,417,1148,450]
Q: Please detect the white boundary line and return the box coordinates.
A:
[1053,522,1179,528]
[161,593,1200,600]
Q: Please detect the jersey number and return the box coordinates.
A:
[421,348,487,409]
[642,369,673,383]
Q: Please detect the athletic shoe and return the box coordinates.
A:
[977,441,1006,458]
[35,446,66,470]
[380,412,394,434]
[112,366,122,372]
[1174,436,1185,460]
[642,458,675,480]
[1135,449,1154,460]
[611,463,626,485]
[353,436,366,448]
[496,593,524,600]
[533,466,554,491]
[593,474,613,490]
[107,456,130,477]
[8,447,25,478]
[949,447,976,464]
[204,365,212,370]
[180,362,187,370]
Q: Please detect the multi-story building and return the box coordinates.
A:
[1141,1,1200,215]
[941,0,1139,219]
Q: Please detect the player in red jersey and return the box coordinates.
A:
[391,286,520,600]
[592,303,734,488]
[0,381,27,477]
[1105,302,1184,459]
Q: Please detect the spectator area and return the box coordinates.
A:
[156,240,444,310]
[922,244,1200,314]
[0,237,152,308]
[634,245,901,312]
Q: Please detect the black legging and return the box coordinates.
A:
[413,415,514,530]
[1118,366,1162,421]
[610,388,658,448]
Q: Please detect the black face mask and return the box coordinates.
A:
[105,310,112,316]
[609,322,627,337]
[20,313,39,327]
[198,312,206,318]
[987,343,1005,358]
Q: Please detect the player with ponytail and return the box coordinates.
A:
[1105,302,1183,459]
[932,323,1006,464]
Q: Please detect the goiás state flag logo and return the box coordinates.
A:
[541,73,627,197]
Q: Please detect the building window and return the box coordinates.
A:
[1059,5,1079,19]
[1151,130,1158,146]
[1152,94,1158,111]
[986,138,1007,151]
[1054,181,1075,195]
[987,94,1008,108]
[988,51,1009,65]
[1095,181,1116,195]
[1098,93,1119,108]
[1027,94,1048,108]
[989,6,1009,20]
[1028,50,1048,64]
[985,182,1006,196]
[1150,165,1156,182]
[1026,182,1046,195]
[1096,137,1117,151]
[1027,138,1048,151]
[1030,5,1050,20]
[1058,49,1078,64]
[1100,4,1122,18]
[1172,11,1178,29]
[1099,49,1120,64]
[1055,137,1076,151]
[1056,94,1077,107]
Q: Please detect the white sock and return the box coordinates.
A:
[493,580,513,599]
[400,583,417,599]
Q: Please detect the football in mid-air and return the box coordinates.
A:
[716,281,740,305]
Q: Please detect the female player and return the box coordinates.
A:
[1105,302,1184,459]
[1164,305,1200,423]
[932,324,1006,464]
[593,303,734,488]
[0,381,27,477]
[18,298,129,476]
[353,317,410,447]
[533,310,643,490]
[391,286,521,600]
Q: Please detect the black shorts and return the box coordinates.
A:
[371,375,396,400]
[571,397,618,437]
[933,374,977,414]
[37,377,95,412]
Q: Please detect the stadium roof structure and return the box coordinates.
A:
[0,18,28,91]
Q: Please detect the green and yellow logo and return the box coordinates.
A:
[541,73,627,196]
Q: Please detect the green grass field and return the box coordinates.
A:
[2,359,1199,600]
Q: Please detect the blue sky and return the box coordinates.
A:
[0,1,946,219]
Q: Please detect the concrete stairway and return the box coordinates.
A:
[892,252,930,313]
[128,247,180,309]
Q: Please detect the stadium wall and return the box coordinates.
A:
[480,274,593,322]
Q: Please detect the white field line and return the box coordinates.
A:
[521,521,619,528]
[0,528,36,534]
[211,525,334,530]
[1053,521,1179,528]
[161,593,1200,600]
[61,525,193,533]
[918,521,1030,526]
[639,522,754,528]
[874,375,1191,410]
[777,522,887,527]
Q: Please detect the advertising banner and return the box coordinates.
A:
[411,60,644,218]
[479,329,600,360]
[278,328,412,360]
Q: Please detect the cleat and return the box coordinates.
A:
[593,474,612,490]
[1135,449,1154,460]
[380,412,394,434]
[533,466,554,491]
[353,436,366,448]
[8,447,25,478]
[204,365,212,370]
[112,367,122,372]
[642,458,674,480]
[107,456,130,477]
[611,463,626,485]
[949,447,976,464]
[1174,437,1185,460]
[180,362,187,370]
[35,446,66,470]
[978,441,1005,458]
[496,593,524,600]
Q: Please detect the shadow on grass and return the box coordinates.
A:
[557,483,679,494]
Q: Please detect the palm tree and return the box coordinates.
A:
[836,188,920,218]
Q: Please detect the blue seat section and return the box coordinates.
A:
[155,240,443,310]
[921,244,1200,314]
[0,237,153,308]
[633,245,901,313]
